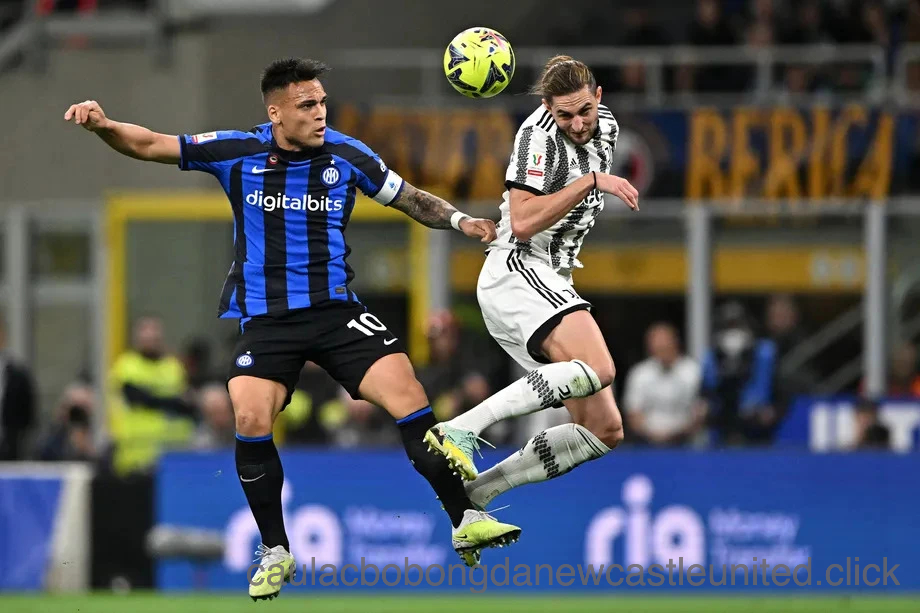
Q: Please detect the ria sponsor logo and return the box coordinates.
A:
[246,190,344,212]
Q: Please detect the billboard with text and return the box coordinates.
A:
[156,448,918,593]
[330,104,918,202]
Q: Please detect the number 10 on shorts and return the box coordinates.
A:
[346,312,389,337]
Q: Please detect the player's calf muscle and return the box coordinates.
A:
[235,410,273,437]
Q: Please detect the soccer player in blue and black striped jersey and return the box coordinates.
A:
[65,58,520,600]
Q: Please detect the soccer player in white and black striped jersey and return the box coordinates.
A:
[425,56,640,512]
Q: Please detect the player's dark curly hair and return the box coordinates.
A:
[529,55,597,102]
[260,58,330,99]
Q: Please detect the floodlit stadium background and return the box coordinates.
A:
[1,0,920,611]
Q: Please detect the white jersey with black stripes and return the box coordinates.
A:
[489,104,619,272]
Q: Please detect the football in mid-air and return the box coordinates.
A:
[443,27,515,98]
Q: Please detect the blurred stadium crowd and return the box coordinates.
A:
[4,0,916,92]
[1,292,912,477]
[552,0,910,96]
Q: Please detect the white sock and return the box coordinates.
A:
[446,361,601,436]
[465,423,609,509]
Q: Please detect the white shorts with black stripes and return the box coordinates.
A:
[477,248,592,372]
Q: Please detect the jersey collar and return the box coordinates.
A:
[263,123,325,162]
[269,142,325,162]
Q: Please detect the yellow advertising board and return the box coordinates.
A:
[687,106,894,201]
[451,246,864,293]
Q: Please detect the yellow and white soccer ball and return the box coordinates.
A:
[443,27,515,98]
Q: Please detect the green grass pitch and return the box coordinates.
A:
[1,593,918,613]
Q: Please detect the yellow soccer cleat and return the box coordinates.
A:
[452,508,521,566]
[457,548,482,567]
[249,544,295,601]
[424,423,492,481]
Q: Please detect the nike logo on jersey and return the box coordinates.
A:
[240,474,265,483]
[252,166,277,174]
[384,338,398,346]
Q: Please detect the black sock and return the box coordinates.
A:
[235,433,289,550]
[397,407,474,528]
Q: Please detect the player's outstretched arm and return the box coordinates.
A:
[509,172,639,242]
[389,183,497,243]
[64,100,180,165]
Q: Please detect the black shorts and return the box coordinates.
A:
[227,302,406,407]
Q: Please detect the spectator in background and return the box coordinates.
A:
[683,0,741,93]
[416,310,492,423]
[852,398,890,450]
[328,393,400,449]
[765,294,818,416]
[0,318,36,461]
[614,6,672,94]
[414,309,520,445]
[106,316,195,475]
[277,362,347,445]
[766,294,808,358]
[689,0,738,46]
[702,302,778,445]
[624,323,705,447]
[823,0,891,90]
[37,379,97,462]
[775,0,833,99]
[857,1,891,48]
[742,0,779,45]
[886,341,920,398]
[780,0,830,44]
[180,338,213,394]
[193,383,235,449]
[857,341,920,399]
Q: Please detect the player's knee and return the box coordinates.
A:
[234,403,274,437]
[587,415,623,450]
[228,376,286,436]
[401,379,430,412]
[382,378,430,418]
[600,419,625,449]
[584,356,615,389]
[575,403,623,450]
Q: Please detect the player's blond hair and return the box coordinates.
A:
[530,55,597,101]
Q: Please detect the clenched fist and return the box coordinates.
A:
[459,217,498,243]
[64,100,109,132]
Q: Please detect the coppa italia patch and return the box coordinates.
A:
[191,132,217,143]
[527,153,544,176]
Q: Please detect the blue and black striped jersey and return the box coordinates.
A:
[178,122,404,320]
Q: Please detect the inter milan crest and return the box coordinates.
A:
[320,165,340,187]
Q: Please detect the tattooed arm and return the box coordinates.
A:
[389,183,497,242]
[389,183,457,229]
